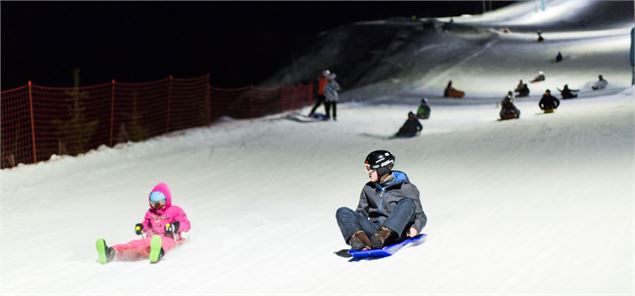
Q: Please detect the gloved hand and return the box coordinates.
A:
[134,223,144,235]
[164,221,180,235]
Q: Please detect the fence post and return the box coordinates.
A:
[300,83,313,107]
[166,75,173,133]
[109,79,116,146]
[206,73,211,124]
[279,87,284,113]
[291,86,298,110]
[27,81,37,163]
[310,83,315,106]
[248,84,254,118]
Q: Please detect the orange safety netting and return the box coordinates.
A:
[1,75,313,168]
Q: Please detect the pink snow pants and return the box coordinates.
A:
[112,236,181,261]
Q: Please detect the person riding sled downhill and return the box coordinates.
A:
[96,182,191,264]
[336,150,427,251]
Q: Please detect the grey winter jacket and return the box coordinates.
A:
[325,79,340,102]
[356,170,427,233]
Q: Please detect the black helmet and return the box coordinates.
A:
[365,150,395,170]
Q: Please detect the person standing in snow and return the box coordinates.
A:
[308,70,331,117]
[416,97,431,119]
[335,150,427,250]
[395,111,423,138]
[499,91,521,120]
[591,74,608,90]
[96,182,191,264]
[539,89,560,112]
[324,73,341,121]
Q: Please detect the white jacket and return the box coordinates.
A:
[592,79,608,90]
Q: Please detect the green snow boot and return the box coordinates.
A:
[96,238,115,264]
[149,235,165,264]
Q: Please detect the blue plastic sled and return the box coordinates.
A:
[284,112,329,123]
[309,113,330,121]
[348,234,427,259]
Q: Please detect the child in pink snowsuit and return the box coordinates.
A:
[96,182,191,263]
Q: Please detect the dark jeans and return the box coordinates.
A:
[335,198,416,244]
[325,101,337,120]
[309,95,326,116]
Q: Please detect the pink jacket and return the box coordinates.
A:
[141,182,191,236]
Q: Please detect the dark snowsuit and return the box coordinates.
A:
[560,86,578,99]
[336,171,427,244]
[500,95,521,120]
[515,83,530,97]
[539,94,560,110]
[395,117,423,138]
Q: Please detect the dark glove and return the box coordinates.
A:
[134,223,144,235]
[164,221,180,235]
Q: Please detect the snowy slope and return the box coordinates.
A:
[439,0,634,30]
[1,1,634,295]
[1,92,632,295]
[265,0,633,102]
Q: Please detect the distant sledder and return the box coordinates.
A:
[591,74,608,91]
[537,30,544,42]
[395,111,423,138]
[96,182,191,264]
[443,80,465,98]
[514,80,530,97]
[416,98,431,120]
[539,89,560,113]
[530,71,546,83]
[499,91,521,120]
[335,150,427,255]
[558,84,579,99]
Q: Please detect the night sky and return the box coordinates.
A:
[1,1,513,90]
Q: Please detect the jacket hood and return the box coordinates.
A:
[387,170,408,186]
[376,170,409,190]
[149,182,172,212]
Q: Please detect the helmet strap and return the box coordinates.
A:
[377,167,391,181]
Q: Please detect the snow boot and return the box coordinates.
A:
[96,238,115,264]
[349,230,371,250]
[371,226,394,249]
[149,235,165,264]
